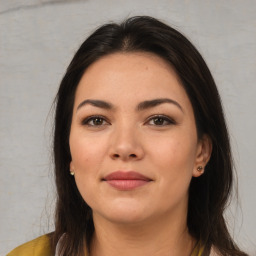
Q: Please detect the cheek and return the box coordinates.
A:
[150,133,197,185]
[69,135,107,207]
[155,140,196,207]
[70,133,107,172]
[152,134,196,166]
[69,135,104,192]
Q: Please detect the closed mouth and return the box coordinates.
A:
[103,171,152,190]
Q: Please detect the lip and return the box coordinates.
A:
[103,171,152,190]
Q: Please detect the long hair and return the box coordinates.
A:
[52,16,248,255]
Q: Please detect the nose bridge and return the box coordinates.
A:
[110,118,143,160]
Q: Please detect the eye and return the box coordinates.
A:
[146,115,176,126]
[81,115,109,126]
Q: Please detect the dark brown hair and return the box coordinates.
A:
[52,16,248,255]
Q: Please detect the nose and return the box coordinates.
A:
[109,125,144,161]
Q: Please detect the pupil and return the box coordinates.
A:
[154,118,164,125]
[94,118,102,125]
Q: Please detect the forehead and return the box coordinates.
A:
[80,52,177,85]
[74,52,191,111]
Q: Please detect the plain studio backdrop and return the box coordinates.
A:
[0,0,255,255]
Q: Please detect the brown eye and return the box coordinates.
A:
[147,115,175,126]
[82,116,109,126]
[91,117,104,125]
[152,117,165,125]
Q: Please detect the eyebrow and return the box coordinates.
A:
[77,99,113,112]
[137,98,183,112]
[76,98,183,112]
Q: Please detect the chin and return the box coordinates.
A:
[105,212,149,225]
[94,202,151,225]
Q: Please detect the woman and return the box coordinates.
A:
[8,16,249,256]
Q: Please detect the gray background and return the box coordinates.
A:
[0,0,255,255]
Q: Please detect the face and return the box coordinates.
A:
[69,52,211,225]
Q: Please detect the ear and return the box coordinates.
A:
[70,161,75,173]
[192,134,212,177]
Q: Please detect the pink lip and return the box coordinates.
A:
[103,171,152,190]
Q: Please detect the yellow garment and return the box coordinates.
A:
[7,235,52,256]
[7,234,203,256]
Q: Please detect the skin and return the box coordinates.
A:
[69,52,212,256]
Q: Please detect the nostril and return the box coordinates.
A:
[113,154,119,158]
[130,154,137,158]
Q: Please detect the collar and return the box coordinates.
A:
[55,234,65,256]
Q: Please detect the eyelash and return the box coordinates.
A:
[81,115,176,127]
[146,115,176,126]
[81,115,109,127]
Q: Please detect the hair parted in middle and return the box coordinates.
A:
[52,16,244,256]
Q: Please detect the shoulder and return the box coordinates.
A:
[7,234,53,256]
[192,242,222,256]
[209,247,223,256]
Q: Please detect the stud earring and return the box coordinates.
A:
[197,166,204,172]
[70,170,75,176]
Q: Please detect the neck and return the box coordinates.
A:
[90,211,196,256]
